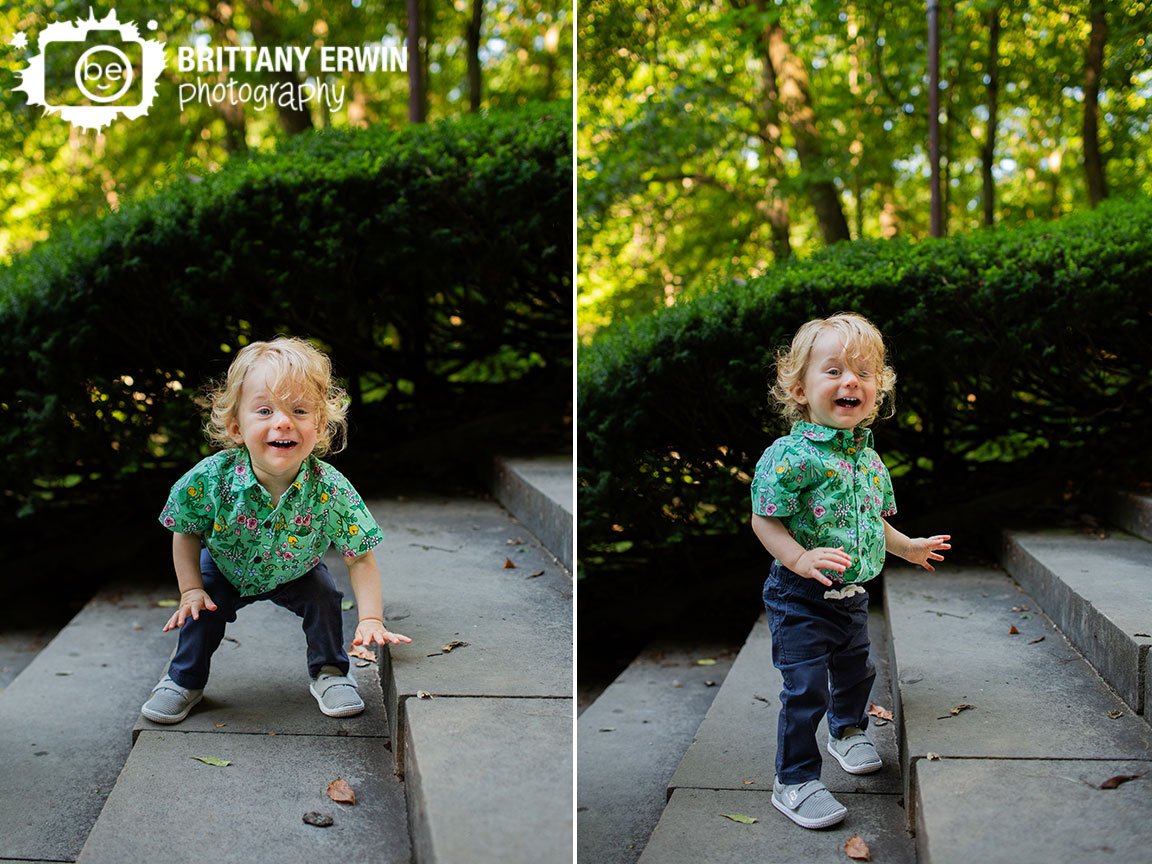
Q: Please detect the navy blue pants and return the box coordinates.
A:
[763,561,876,784]
[167,549,349,690]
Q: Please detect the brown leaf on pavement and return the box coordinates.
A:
[844,835,871,860]
[1099,774,1143,789]
[349,645,377,663]
[867,702,894,722]
[441,640,469,653]
[502,558,517,569]
[327,778,357,805]
[1008,625,1020,635]
[938,703,976,720]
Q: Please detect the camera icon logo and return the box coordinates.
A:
[14,8,166,131]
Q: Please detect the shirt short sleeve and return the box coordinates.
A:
[750,436,812,518]
[158,456,219,536]
[320,465,384,558]
[879,461,897,517]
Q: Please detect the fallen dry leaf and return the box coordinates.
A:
[720,812,757,825]
[1099,774,1143,789]
[926,752,942,761]
[506,537,527,545]
[695,658,717,666]
[302,811,334,828]
[349,645,377,663]
[867,702,894,722]
[526,570,545,578]
[844,834,871,860]
[1028,636,1046,644]
[1011,605,1030,612]
[502,558,517,569]
[157,599,179,608]
[191,756,231,767]
[742,779,754,786]
[327,778,357,805]
[938,703,976,720]
[441,640,469,653]
[1008,625,1021,635]
[1107,710,1125,719]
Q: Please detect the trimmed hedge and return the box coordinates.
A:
[578,196,1152,557]
[1,102,571,518]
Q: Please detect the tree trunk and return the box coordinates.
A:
[1083,0,1108,205]
[982,5,1001,226]
[765,23,851,245]
[467,0,482,112]
[753,1,792,261]
[407,0,426,122]
[241,0,313,134]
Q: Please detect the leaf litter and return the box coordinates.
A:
[192,756,231,767]
[720,813,757,825]
[937,703,975,720]
[867,702,894,724]
[844,835,871,860]
[327,778,357,805]
[349,645,377,663]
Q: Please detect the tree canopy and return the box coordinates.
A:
[1,0,572,259]
[577,0,1152,335]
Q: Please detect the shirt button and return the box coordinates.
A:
[264,520,271,528]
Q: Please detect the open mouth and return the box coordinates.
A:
[834,397,861,408]
[268,440,298,450]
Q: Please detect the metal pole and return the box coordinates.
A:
[928,0,942,236]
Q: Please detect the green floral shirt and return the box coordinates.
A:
[159,449,383,596]
[750,422,896,584]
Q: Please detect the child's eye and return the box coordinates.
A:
[256,407,273,416]
[826,368,841,376]
[294,407,310,416]
[858,370,874,378]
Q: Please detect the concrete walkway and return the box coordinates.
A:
[0,456,573,864]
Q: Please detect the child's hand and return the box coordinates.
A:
[353,617,412,648]
[902,535,952,572]
[792,546,853,587]
[162,588,218,632]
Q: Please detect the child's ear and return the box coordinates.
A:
[790,384,809,406]
[226,419,244,444]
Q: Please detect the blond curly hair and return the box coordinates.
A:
[771,312,897,425]
[206,336,349,457]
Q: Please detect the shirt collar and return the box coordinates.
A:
[226,449,314,500]
[791,421,874,452]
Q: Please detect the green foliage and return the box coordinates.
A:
[0,102,572,516]
[578,0,1152,334]
[578,195,1152,557]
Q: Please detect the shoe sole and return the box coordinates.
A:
[827,741,883,775]
[141,692,203,725]
[771,794,847,829]
[310,684,365,718]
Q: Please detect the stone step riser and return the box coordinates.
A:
[492,456,572,572]
[1105,490,1152,543]
[1000,530,1151,716]
[885,565,1152,858]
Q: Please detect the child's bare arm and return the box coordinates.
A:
[163,532,218,632]
[751,514,852,587]
[346,551,412,647]
[883,520,951,572]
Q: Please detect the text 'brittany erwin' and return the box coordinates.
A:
[175,43,408,75]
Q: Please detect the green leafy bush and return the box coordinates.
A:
[1,102,572,518]
[578,196,1152,559]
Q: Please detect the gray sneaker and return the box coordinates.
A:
[772,778,848,829]
[141,675,203,724]
[828,726,883,774]
[309,666,364,718]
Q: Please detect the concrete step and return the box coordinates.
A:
[369,495,572,864]
[492,455,572,572]
[0,582,174,862]
[638,602,914,864]
[78,554,399,863]
[1001,528,1152,715]
[1104,489,1152,543]
[577,641,737,864]
[885,564,1152,862]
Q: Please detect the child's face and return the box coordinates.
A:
[792,328,878,429]
[227,362,320,482]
